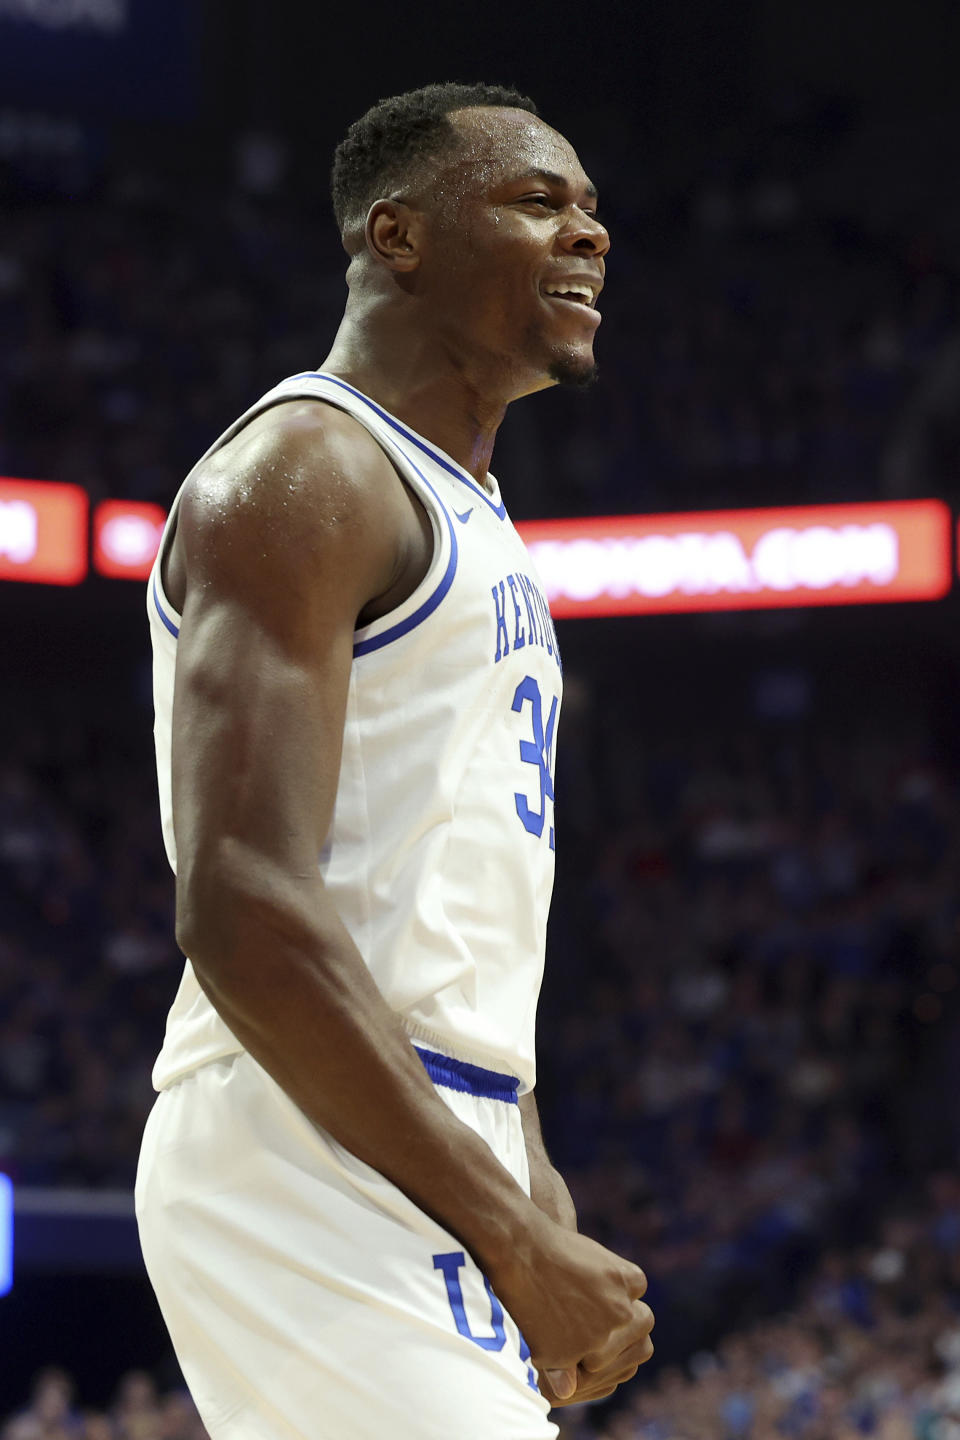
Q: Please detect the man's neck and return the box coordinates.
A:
[320,318,511,482]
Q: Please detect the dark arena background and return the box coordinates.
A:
[7,2,960,1436]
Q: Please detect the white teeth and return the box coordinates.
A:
[544,283,593,302]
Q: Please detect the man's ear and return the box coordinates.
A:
[365,199,422,272]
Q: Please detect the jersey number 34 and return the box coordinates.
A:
[511,676,558,851]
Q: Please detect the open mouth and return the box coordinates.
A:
[541,282,596,308]
[539,277,602,324]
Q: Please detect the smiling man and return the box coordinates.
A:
[135,83,654,1440]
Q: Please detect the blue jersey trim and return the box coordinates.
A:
[288,372,508,521]
[346,400,460,657]
[149,376,463,658]
[352,463,457,656]
[152,574,180,639]
[415,1046,520,1104]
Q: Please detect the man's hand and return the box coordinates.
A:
[483,1214,654,1405]
[539,1303,655,1407]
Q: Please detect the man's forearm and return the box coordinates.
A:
[529,1154,578,1231]
[519,1091,578,1231]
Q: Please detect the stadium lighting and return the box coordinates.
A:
[0,478,88,585]
[93,500,167,579]
[0,1173,11,1296]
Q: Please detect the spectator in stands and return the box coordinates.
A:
[2,1369,80,1440]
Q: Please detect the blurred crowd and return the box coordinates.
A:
[1,1367,207,1440]
[0,705,172,1186]
[556,1178,960,1439]
[541,701,960,1362]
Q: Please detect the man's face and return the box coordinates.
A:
[414,108,609,395]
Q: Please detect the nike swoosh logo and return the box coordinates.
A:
[454,508,474,524]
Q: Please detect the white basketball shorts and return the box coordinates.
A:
[135,1047,559,1439]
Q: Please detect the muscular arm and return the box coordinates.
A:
[172,401,535,1269]
[170,399,650,1381]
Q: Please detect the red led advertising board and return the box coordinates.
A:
[516,500,952,618]
[0,478,88,585]
[1,485,954,615]
[93,501,167,579]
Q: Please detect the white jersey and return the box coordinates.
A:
[147,371,562,1094]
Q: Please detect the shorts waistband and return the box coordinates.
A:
[414,1046,520,1104]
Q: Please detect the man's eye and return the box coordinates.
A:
[521,195,553,207]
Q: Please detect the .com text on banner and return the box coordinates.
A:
[516,501,952,617]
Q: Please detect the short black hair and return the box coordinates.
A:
[331,81,539,235]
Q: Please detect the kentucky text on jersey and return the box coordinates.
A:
[491,571,562,670]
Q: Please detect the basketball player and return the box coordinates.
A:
[136,83,654,1439]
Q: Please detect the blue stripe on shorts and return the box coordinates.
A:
[414,1047,520,1104]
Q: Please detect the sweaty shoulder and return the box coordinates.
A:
[172,399,425,629]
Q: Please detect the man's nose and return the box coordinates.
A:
[561,215,610,259]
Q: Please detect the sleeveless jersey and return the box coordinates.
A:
[147,372,562,1094]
